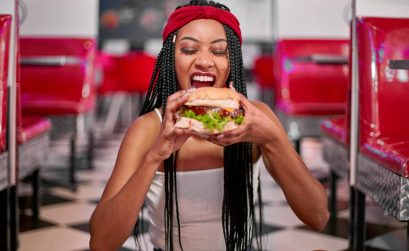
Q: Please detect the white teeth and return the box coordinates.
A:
[192,75,214,82]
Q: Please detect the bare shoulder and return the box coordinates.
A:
[124,110,161,142]
[250,100,277,120]
[97,110,161,204]
[249,100,285,130]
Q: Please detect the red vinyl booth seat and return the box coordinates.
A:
[274,39,349,115]
[19,38,96,186]
[17,95,52,145]
[320,115,348,146]
[0,15,11,193]
[97,51,156,95]
[19,38,97,115]
[17,86,51,179]
[0,15,10,152]
[253,55,275,89]
[18,116,51,144]
[357,17,409,177]
[361,138,409,177]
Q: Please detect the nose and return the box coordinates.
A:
[194,51,215,70]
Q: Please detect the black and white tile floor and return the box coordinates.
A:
[16,127,408,251]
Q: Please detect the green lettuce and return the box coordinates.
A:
[182,109,244,132]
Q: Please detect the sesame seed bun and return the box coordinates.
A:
[185,87,240,109]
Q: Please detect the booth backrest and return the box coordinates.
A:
[357,17,409,144]
[97,52,156,95]
[274,39,349,107]
[19,38,97,115]
[253,55,275,89]
[0,15,11,151]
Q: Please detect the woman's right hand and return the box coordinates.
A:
[150,90,194,160]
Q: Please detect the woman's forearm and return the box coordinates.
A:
[89,152,163,250]
[260,138,329,231]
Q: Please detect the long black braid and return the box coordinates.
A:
[135,1,263,250]
[223,23,263,251]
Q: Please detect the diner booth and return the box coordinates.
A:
[321,0,409,250]
[273,0,350,154]
[0,0,99,250]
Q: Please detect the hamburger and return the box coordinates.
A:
[175,87,245,134]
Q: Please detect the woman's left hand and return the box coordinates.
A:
[208,94,281,146]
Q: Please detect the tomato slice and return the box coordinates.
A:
[188,106,208,115]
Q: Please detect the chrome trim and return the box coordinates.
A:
[349,0,359,187]
[20,56,83,66]
[291,54,348,65]
[8,1,18,186]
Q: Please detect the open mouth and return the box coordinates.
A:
[191,73,215,88]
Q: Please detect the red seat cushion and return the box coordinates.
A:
[361,137,409,177]
[357,17,409,177]
[274,39,349,115]
[19,38,97,116]
[97,52,156,95]
[320,116,348,146]
[253,55,275,89]
[18,116,52,144]
[16,85,52,144]
[0,15,11,152]
[358,17,409,142]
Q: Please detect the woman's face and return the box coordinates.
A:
[175,19,230,90]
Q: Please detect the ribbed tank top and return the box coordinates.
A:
[146,109,261,250]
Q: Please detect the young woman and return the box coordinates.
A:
[89,1,329,250]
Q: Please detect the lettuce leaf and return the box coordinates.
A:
[182,109,244,132]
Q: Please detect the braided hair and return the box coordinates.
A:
[137,1,263,250]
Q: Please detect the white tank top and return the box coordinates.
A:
[146,109,261,250]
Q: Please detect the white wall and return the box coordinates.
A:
[218,0,274,42]
[276,0,350,39]
[357,0,409,18]
[19,0,99,37]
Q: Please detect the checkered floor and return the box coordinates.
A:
[16,125,408,251]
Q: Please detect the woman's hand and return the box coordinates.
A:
[149,90,195,160]
[208,94,282,146]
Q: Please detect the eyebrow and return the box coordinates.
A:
[180,36,227,44]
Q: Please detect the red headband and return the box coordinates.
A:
[163,5,242,44]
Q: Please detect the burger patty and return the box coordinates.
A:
[179,105,243,118]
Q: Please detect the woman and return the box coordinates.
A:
[89,1,329,250]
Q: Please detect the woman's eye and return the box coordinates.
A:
[181,48,197,55]
[212,50,228,56]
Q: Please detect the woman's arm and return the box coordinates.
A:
[254,102,329,231]
[89,114,162,251]
[89,91,193,250]
[209,97,329,231]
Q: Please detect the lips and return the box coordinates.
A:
[190,72,215,88]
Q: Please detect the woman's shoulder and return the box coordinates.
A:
[123,110,162,142]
